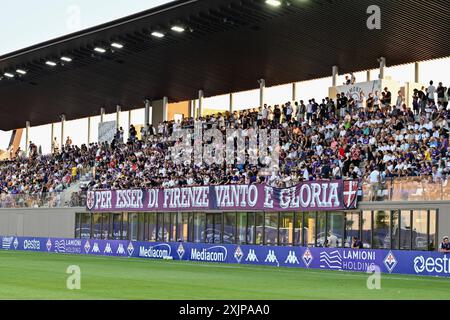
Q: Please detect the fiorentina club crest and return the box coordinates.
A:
[86,191,95,210]
[234,246,243,263]
[302,248,313,268]
[127,242,134,256]
[343,180,359,209]
[177,243,185,259]
[383,250,398,273]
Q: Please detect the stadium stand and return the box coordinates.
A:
[1,82,448,199]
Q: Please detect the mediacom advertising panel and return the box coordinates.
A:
[1,235,449,277]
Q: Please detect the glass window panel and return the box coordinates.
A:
[109,213,122,240]
[345,212,360,248]
[122,213,128,240]
[413,210,428,250]
[188,213,194,242]
[157,213,164,241]
[128,213,139,241]
[304,212,316,247]
[95,214,103,240]
[138,213,145,241]
[247,212,255,244]
[101,213,109,240]
[264,213,278,245]
[214,213,222,244]
[317,212,326,247]
[391,210,399,250]
[373,211,390,249]
[223,213,236,244]
[75,213,81,238]
[361,211,371,248]
[279,212,294,246]
[294,213,303,246]
[194,213,206,243]
[163,213,171,242]
[80,213,91,239]
[237,212,248,244]
[400,210,412,250]
[254,212,263,245]
[170,213,177,242]
[429,210,437,251]
[148,213,157,241]
[206,213,214,243]
[177,213,189,242]
[328,212,344,248]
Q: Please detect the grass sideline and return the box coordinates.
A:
[0,250,450,300]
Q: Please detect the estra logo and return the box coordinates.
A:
[414,255,450,274]
[23,239,41,250]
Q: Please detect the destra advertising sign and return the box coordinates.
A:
[1,235,450,277]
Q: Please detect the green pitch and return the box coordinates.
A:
[1,250,450,300]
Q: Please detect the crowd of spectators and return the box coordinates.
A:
[0,142,95,195]
[0,80,449,196]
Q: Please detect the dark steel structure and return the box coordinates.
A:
[0,0,449,130]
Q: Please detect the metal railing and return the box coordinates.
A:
[361,176,450,202]
[0,191,86,208]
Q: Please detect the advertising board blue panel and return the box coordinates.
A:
[1,235,449,277]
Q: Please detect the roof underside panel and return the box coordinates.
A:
[0,0,449,130]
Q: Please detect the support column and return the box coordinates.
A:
[25,121,30,157]
[128,110,132,129]
[116,105,121,129]
[198,91,204,118]
[87,117,91,144]
[189,100,196,118]
[50,123,54,152]
[379,57,386,80]
[188,100,193,118]
[229,93,234,113]
[144,100,150,127]
[414,62,420,83]
[259,79,265,109]
[60,114,66,149]
[100,107,105,123]
[366,70,371,82]
[162,96,169,121]
[292,83,297,102]
[332,66,339,87]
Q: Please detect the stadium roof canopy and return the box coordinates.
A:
[0,0,449,130]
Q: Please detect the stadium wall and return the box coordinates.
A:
[0,208,78,238]
[2,236,450,277]
[0,201,449,246]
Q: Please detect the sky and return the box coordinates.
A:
[0,0,174,55]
